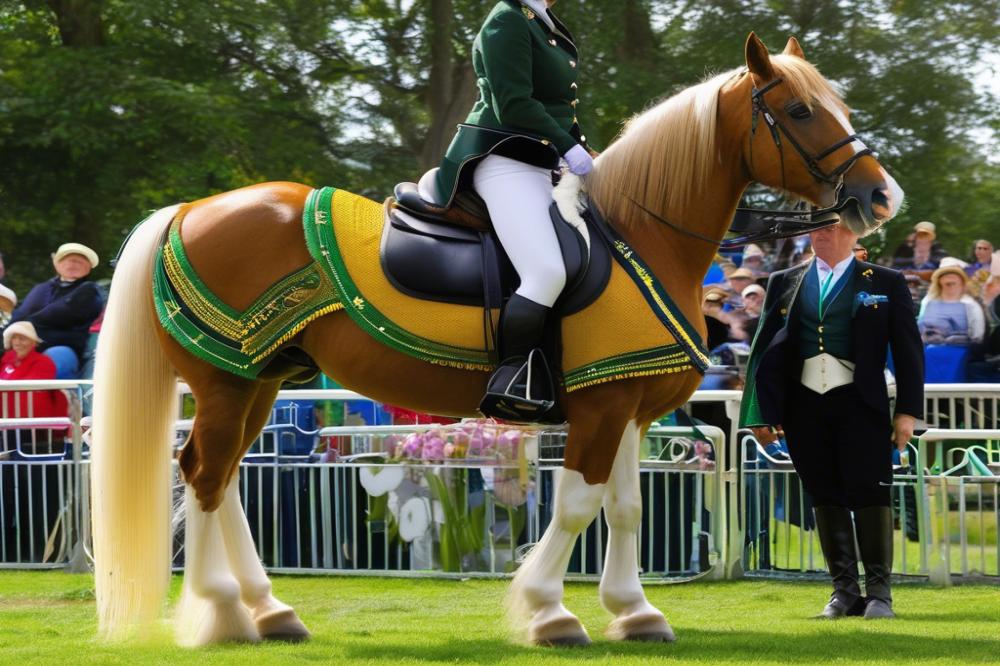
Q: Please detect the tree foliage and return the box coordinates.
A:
[0,0,996,291]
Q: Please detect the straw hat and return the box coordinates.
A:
[930,265,967,288]
[729,267,754,280]
[703,287,729,304]
[742,244,765,259]
[938,256,968,269]
[52,242,99,268]
[742,284,766,298]
[3,321,43,349]
[0,283,15,311]
[913,221,936,238]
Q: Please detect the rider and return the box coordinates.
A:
[420,0,594,418]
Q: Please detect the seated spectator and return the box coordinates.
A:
[739,283,765,340]
[892,221,947,271]
[966,240,994,278]
[918,265,985,345]
[0,283,15,328]
[853,243,868,262]
[726,267,755,306]
[6,243,102,379]
[740,244,767,276]
[1,321,68,418]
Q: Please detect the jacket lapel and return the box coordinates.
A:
[779,260,812,324]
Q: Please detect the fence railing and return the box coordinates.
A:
[0,381,996,584]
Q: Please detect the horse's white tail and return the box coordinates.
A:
[92,205,180,638]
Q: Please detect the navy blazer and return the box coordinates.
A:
[739,259,924,427]
[9,277,103,357]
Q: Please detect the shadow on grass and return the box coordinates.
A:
[338,628,1000,664]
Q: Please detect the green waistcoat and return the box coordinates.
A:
[434,0,585,206]
[795,267,856,360]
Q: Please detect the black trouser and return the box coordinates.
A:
[782,383,893,509]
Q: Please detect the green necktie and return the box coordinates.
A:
[818,269,835,319]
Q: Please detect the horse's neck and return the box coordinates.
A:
[603,170,747,311]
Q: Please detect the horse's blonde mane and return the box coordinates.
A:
[586,54,847,228]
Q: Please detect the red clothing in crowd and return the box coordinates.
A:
[0,349,68,417]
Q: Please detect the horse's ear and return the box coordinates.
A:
[783,36,805,59]
[745,32,774,81]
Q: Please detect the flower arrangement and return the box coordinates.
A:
[358,419,533,572]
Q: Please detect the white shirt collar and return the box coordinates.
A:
[815,254,855,283]
[521,0,555,29]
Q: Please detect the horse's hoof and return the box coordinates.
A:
[530,614,591,647]
[255,607,311,642]
[606,611,676,643]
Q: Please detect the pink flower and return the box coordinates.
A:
[399,433,423,459]
[497,430,520,461]
[422,435,445,461]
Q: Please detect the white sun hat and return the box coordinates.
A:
[52,242,99,268]
[3,321,43,349]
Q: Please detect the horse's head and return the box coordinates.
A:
[734,33,903,236]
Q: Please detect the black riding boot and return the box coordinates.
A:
[479,294,556,422]
[814,506,865,619]
[854,505,895,619]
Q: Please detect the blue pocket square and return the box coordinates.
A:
[853,291,888,315]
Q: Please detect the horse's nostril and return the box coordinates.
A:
[871,188,891,218]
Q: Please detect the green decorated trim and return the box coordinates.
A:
[303,187,493,371]
[585,203,710,374]
[564,344,694,391]
[153,216,343,379]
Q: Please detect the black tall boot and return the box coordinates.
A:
[854,505,895,619]
[479,294,556,422]
[813,506,865,619]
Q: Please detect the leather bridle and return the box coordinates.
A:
[623,73,882,249]
[747,75,875,189]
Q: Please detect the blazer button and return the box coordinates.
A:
[571,99,579,107]
[569,60,576,68]
[572,115,578,124]
[548,39,557,46]
[571,82,578,90]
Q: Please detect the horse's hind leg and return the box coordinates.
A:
[174,375,263,646]
[217,381,310,642]
[600,420,674,642]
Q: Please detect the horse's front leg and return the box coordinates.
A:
[601,420,675,642]
[507,467,605,645]
[508,394,640,646]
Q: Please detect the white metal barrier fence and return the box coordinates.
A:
[1,381,996,583]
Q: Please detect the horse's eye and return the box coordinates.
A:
[785,102,812,120]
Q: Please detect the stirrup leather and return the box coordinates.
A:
[480,349,555,421]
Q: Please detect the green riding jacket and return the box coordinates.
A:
[434,0,587,207]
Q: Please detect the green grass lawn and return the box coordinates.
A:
[1,572,999,664]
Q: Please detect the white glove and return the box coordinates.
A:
[562,144,593,176]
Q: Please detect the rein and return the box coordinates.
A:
[621,73,874,250]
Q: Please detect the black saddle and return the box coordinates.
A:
[380,185,611,317]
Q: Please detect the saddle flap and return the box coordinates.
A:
[381,198,497,306]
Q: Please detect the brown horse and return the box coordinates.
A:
[91,34,903,646]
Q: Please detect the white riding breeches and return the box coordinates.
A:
[473,154,567,307]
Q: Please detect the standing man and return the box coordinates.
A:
[740,223,924,620]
